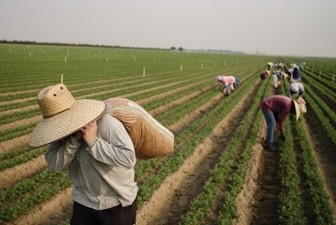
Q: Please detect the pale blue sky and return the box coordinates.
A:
[1,0,335,57]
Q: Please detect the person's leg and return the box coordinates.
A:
[262,110,276,148]
[277,75,282,86]
[230,84,235,92]
[71,202,98,225]
[99,199,137,225]
[225,85,230,95]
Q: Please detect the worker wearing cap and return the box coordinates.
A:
[287,81,305,99]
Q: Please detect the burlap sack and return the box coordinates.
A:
[104,97,175,159]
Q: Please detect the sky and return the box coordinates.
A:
[1,0,336,58]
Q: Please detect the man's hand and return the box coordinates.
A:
[81,120,98,145]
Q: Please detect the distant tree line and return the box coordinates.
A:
[170,46,184,52]
[0,39,181,51]
[0,40,244,54]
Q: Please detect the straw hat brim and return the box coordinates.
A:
[293,100,307,121]
[28,99,106,148]
[293,100,300,120]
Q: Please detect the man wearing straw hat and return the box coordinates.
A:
[28,84,138,225]
[260,95,307,152]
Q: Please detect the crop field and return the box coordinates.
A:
[0,43,335,225]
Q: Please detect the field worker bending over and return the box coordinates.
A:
[287,64,301,82]
[260,70,270,80]
[274,63,284,71]
[216,75,237,96]
[28,84,138,225]
[287,81,305,99]
[260,95,306,151]
[293,66,301,82]
[267,62,274,70]
[272,70,285,88]
[285,68,293,82]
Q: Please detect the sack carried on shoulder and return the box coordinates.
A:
[104,97,175,159]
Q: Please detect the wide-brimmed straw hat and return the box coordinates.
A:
[28,84,105,148]
[293,100,307,121]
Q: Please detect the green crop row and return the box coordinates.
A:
[0,169,70,223]
[277,74,335,225]
[0,147,44,171]
[295,119,335,225]
[179,73,266,224]
[302,71,336,102]
[304,86,336,145]
[278,118,304,225]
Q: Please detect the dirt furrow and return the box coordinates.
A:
[302,108,336,218]
[234,86,281,225]
[0,135,30,154]
[137,93,222,185]
[7,188,73,225]
[249,151,280,225]
[0,155,47,189]
[233,132,265,225]
[202,97,262,225]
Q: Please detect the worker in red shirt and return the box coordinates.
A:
[260,95,306,151]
